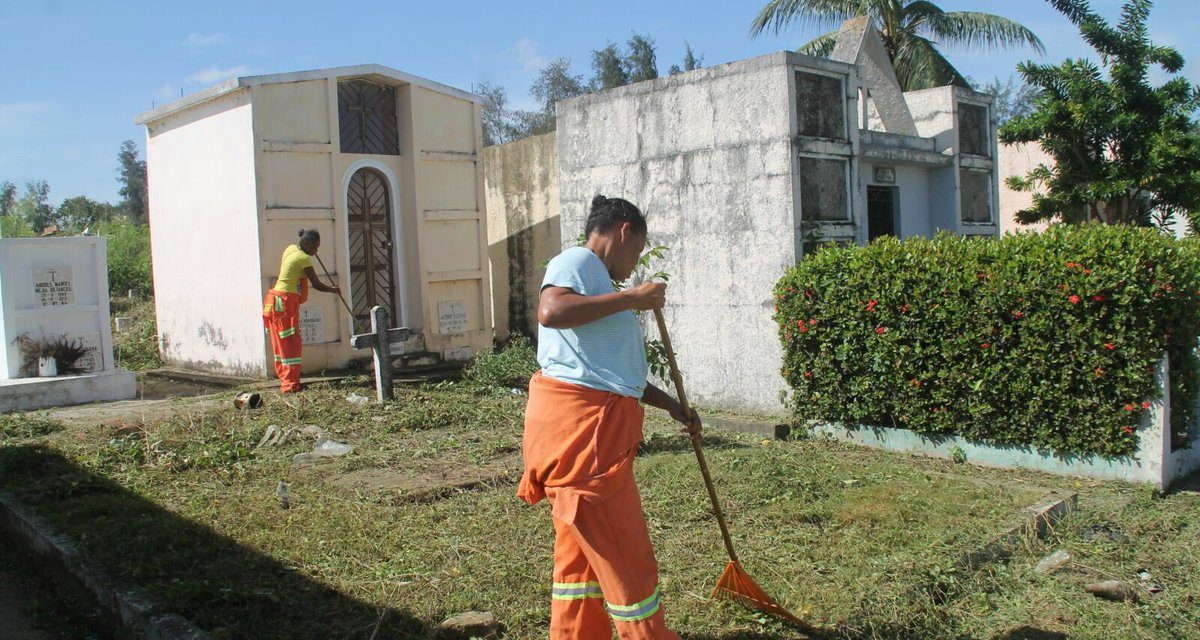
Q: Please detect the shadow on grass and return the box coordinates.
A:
[0,445,425,640]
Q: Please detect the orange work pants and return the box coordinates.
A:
[519,372,680,640]
[262,289,302,393]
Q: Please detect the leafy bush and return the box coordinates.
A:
[97,219,152,296]
[464,335,539,389]
[774,226,1200,457]
[111,298,162,371]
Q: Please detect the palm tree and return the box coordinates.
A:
[751,0,1045,91]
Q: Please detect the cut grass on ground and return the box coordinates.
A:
[0,380,1196,639]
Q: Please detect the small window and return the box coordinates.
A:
[960,169,992,223]
[800,157,849,221]
[796,71,846,140]
[338,79,399,155]
[958,103,990,157]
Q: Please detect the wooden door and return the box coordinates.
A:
[346,168,397,327]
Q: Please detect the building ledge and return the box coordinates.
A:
[0,371,136,412]
[860,130,951,166]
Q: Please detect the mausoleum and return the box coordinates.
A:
[135,65,493,377]
[0,237,135,411]
[486,18,1000,413]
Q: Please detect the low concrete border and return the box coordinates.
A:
[0,370,136,413]
[959,491,1078,571]
[0,492,210,640]
[811,357,1200,490]
[705,415,791,440]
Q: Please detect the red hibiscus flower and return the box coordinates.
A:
[980,343,990,350]
[1122,426,1134,435]
[798,325,808,333]
[1142,401,1151,410]
[809,318,818,326]
[1092,294,1105,302]
[1069,294,1081,305]
[1104,343,1115,350]
[876,326,887,335]
[865,299,878,312]
[803,371,813,380]
[900,304,910,313]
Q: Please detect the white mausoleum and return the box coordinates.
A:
[135,65,493,377]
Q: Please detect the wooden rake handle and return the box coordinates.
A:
[313,253,360,332]
[652,308,741,565]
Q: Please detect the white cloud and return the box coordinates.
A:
[185,32,228,47]
[0,101,59,133]
[512,37,548,72]
[186,65,251,85]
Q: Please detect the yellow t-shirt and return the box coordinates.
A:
[273,244,312,294]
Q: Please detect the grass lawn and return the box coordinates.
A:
[0,379,1196,639]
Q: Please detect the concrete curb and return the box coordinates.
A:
[705,416,791,440]
[958,491,1078,571]
[0,492,211,640]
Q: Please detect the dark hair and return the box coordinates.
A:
[298,228,320,244]
[585,195,647,237]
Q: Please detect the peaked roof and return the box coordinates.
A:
[829,16,918,136]
[135,63,479,125]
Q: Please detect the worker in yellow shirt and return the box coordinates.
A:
[262,229,340,392]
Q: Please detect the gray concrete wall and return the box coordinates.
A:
[483,132,561,339]
[557,53,796,415]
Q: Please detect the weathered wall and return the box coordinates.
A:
[408,85,493,362]
[558,53,795,415]
[998,142,1052,234]
[483,132,560,339]
[144,91,265,376]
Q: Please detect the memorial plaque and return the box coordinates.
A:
[437,300,467,334]
[300,306,324,344]
[76,333,102,373]
[33,266,75,307]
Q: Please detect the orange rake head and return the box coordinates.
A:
[713,560,812,628]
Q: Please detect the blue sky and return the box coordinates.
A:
[1,0,1196,204]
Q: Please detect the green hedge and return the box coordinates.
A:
[774,226,1200,457]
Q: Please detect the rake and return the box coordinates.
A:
[652,308,810,628]
[313,253,363,334]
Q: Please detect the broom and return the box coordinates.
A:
[651,308,810,627]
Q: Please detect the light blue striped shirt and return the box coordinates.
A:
[537,246,648,398]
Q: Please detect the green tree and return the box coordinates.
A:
[475,81,516,147]
[117,140,148,225]
[513,58,589,136]
[0,215,34,238]
[981,75,1042,125]
[625,34,659,83]
[668,42,703,75]
[56,195,119,232]
[591,43,629,90]
[96,218,153,295]
[0,181,16,216]
[750,0,1045,91]
[12,180,54,233]
[1000,0,1200,228]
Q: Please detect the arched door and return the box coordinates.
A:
[346,168,397,328]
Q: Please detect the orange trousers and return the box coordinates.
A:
[262,289,302,393]
[519,372,680,640]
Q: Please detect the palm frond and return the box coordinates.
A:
[893,34,969,91]
[798,31,839,58]
[750,0,869,37]
[923,11,1045,54]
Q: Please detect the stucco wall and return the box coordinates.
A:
[409,86,494,361]
[998,142,1053,234]
[557,54,795,415]
[145,90,264,376]
[483,132,561,339]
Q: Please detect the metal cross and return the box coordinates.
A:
[350,306,411,402]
